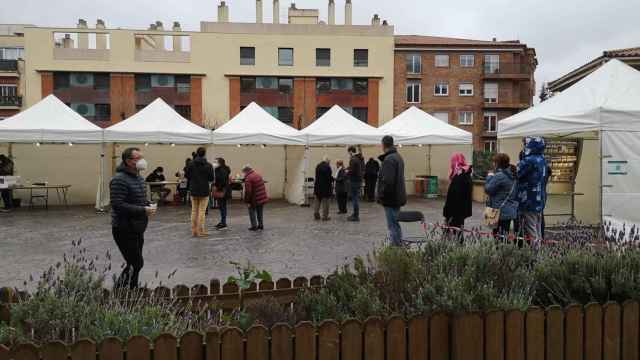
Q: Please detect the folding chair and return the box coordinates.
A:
[29,182,49,209]
[396,210,427,246]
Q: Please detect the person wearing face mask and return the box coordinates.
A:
[145,166,171,204]
[110,147,156,289]
[334,160,348,214]
[212,157,231,229]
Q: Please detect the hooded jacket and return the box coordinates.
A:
[110,163,149,231]
[186,156,214,197]
[377,147,407,208]
[485,167,518,220]
[517,137,548,213]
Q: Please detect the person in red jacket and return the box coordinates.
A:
[243,165,268,231]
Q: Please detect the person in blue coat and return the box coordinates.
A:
[516,137,548,245]
[485,153,519,242]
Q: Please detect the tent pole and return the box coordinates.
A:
[599,131,604,225]
[8,143,13,160]
[427,145,432,175]
[301,141,310,207]
[283,145,288,200]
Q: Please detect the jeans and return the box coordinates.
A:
[314,197,330,219]
[112,227,144,289]
[249,205,264,228]
[336,192,347,213]
[218,198,228,225]
[1,189,12,209]
[522,211,542,245]
[384,207,403,246]
[191,196,209,236]
[350,182,361,218]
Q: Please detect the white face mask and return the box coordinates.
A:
[135,159,148,171]
[213,162,219,168]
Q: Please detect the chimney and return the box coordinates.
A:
[273,0,280,24]
[382,20,388,26]
[62,33,74,48]
[256,0,263,23]
[328,0,335,25]
[96,19,107,49]
[218,1,229,22]
[77,19,88,49]
[154,21,165,50]
[345,0,352,25]
[371,14,380,26]
[172,22,182,52]
[492,37,497,42]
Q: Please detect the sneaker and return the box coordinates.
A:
[314,213,321,220]
[257,225,264,231]
[248,226,259,231]
[347,215,360,222]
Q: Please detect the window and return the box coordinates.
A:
[135,74,151,91]
[406,80,421,103]
[354,79,368,95]
[176,75,191,93]
[331,78,353,91]
[354,49,369,67]
[432,112,449,123]
[262,106,278,118]
[0,47,24,60]
[54,73,70,90]
[94,73,110,90]
[316,48,331,67]
[460,54,474,67]
[434,82,449,96]
[435,54,449,67]
[458,82,474,96]
[240,47,255,65]
[278,48,294,66]
[70,73,94,87]
[240,77,256,93]
[0,85,17,97]
[151,74,175,87]
[94,104,111,119]
[484,112,498,132]
[484,140,497,153]
[316,107,330,119]
[278,78,293,93]
[277,107,293,124]
[316,78,331,94]
[484,82,498,103]
[352,108,368,123]
[406,54,421,74]
[256,77,278,89]
[174,105,191,119]
[484,54,500,74]
[459,111,474,125]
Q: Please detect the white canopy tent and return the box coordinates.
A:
[300,105,384,145]
[498,59,640,240]
[213,102,305,145]
[0,94,103,143]
[104,98,212,144]
[379,106,472,145]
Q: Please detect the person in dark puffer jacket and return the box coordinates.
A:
[110,147,155,289]
[243,165,268,231]
[377,136,407,246]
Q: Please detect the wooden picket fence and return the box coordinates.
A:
[2,301,640,360]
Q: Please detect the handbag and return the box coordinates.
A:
[484,180,516,228]
[212,186,225,199]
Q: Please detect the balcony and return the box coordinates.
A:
[483,63,531,80]
[483,101,530,110]
[0,60,18,72]
[0,96,22,108]
[53,32,111,61]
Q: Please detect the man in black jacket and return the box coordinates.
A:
[0,154,14,212]
[313,156,333,221]
[347,146,365,222]
[377,136,407,246]
[110,147,156,289]
[364,158,380,202]
[185,147,214,237]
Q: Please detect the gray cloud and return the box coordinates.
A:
[2,0,638,95]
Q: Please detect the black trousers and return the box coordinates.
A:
[446,217,465,243]
[364,176,377,202]
[336,192,348,213]
[493,219,513,242]
[1,189,12,209]
[112,227,145,289]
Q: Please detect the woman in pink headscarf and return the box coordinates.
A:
[443,153,473,242]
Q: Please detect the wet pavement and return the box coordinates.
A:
[0,198,484,289]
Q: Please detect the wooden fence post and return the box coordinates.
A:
[387,316,407,360]
[70,339,96,360]
[526,307,545,360]
[205,328,221,360]
[603,302,621,360]
[622,301,639,360]
[452,313,483,360]
[408,316,429,360]
[565,304,584,360]
[246,325,269,360]
[546,305,564,360]
[11,343,39,360]
[485,311,504,360]
[180,331,204,360]
[221,328,244,360]
[430,313,450,360]
[340,319,362,360]
[99,337,123,360]
[585,303,603,360]
[318,320,339,360]
[41,341,68,360]
[505,310,525,360]
[363,317,384,360]
[126,336,150,360]
[271,324,293,360]
[295,322,316,360]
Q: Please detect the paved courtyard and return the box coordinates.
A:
[0,198,484,289]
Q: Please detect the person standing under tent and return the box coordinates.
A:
[364,158,380,202]
[443,153,473,242]
[186,147,214,237]
[346,146,365,222]
[334,160,348,214]
[516,137,548,246]
[0,154,15,213]
[110,147,156,289]
[377,136,407,246]
[213,157,232,229]
[243,165,268,231]
[485,153,519,242]
[313,156,333,221]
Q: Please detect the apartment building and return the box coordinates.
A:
[0,25,27,120]
[19,0,394,129]
[394,36,537,151]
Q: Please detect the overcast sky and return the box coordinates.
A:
[3,0,638,96]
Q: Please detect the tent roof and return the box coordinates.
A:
[0,95,103,143]
[104,98,211,143]
[300,105,383,145]
[499,59,640,138]
[379,106,472,145]
[213,102,304,145]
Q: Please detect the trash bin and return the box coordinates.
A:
[425,176,439,199]
[414,178,425,195]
